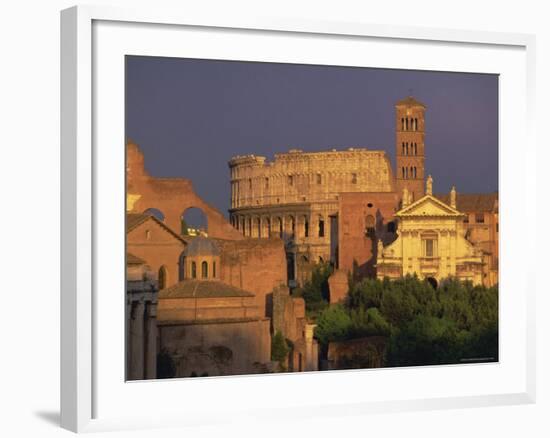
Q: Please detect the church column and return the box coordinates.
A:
[450,230,457,276]
[401,230,408,276]
[411,231,420,274]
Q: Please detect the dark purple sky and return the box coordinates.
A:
[126,56,498,218]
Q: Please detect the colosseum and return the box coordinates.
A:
[228,149,396,282]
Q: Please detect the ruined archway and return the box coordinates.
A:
[128,142,244,240]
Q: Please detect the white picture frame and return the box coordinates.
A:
[60,4,536,433]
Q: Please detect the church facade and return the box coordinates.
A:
[376,178,485,286]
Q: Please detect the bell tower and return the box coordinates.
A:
[395,96,426,203]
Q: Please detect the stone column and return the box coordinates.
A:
[304,324,318,371]
[144,302,157,380]
[130,301,145,380]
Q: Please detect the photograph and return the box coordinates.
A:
[125,55,499,380]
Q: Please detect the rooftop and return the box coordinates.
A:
[159,280,255,299]
[395,96,426,108]
[183,236,220,257]
[435,193,498,213]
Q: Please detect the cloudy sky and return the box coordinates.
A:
[126,56,498,219]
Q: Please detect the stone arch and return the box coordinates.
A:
[143,208,165,222]
[201,261,208,279]
[128,142,243,241]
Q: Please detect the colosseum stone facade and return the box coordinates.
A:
[228,148,396,284]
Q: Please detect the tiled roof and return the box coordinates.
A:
[126,252,146,265]
[395,96,426,108]
[159,280,255,299]
[183,236,220,257]
[435,193,498,213]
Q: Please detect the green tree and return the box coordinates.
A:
[349,307,392,338]
[314,304,352,346]
[386,315,463,367]
[293,262,333,319]
[312,275,498,368]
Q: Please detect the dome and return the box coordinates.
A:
[183,236,220,257]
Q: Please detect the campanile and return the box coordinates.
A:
[395,96,426,202]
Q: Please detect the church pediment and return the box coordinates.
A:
[397,195,463,217]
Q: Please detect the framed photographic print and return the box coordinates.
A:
[61,5,536,433]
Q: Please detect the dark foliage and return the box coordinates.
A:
[293,262,333,319]
[156,350,177,379]
[314,275,498,367]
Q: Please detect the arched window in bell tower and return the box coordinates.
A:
[405,118,409,130]
[401,118,405,131]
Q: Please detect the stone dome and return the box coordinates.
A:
[183,236,220,257]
